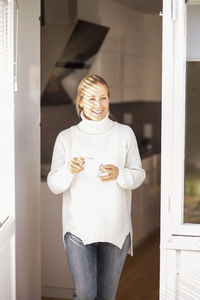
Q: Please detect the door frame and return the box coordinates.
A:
[160,0,200,298]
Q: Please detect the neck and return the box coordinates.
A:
[77,111,114,135]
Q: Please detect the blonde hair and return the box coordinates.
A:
[75,74,110,118]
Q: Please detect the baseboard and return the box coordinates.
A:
[42,286,73,299]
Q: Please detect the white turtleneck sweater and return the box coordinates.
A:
[47,111,146,256]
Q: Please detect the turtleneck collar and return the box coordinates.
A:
[77,111,114,135]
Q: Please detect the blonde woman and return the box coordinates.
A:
[47,74,146,300]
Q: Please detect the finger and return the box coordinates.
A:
[77,156,85,161]
[73,157,84,166]
[68,165,80,173]
[102,164,113,170]
[101,173,112,178]
[68,160,80,174]
[71,167,83,173]
[70,161,84,171]
[70,168,80,174]
[100,177,112,182]
[69,165,83,174]
[71,161,82,169]
[71,160,85,171]
[99,173,113,181]
[79,157,85,165]
[98,171,110,177]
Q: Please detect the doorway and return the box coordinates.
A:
[41,0,162,299]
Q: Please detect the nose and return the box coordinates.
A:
[94,99,101,108]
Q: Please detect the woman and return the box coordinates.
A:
[47,74,146,300]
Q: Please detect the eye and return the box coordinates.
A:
[101,97,107,100]
[89,98,95,101]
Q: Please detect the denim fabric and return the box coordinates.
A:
[64,232,131,300]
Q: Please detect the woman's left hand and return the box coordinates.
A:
[98,164,119,182]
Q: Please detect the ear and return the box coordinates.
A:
[78,100,83,108]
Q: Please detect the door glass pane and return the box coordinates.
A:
[184,4,200,223]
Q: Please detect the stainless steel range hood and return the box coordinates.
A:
[41,18,109,105]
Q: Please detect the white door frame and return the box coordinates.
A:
[160,0,200,299]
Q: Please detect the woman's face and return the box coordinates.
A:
[79,83,109,121]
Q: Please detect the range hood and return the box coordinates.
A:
[41,19,109,106]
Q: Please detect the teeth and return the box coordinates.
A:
[92,110,103,114]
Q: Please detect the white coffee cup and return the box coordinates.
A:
[84,157,110,178]
[84,157,101,178]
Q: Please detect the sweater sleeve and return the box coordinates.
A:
[47,132,74,195]
[116,126,146,190]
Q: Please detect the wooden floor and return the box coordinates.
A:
[117,229,160,300]
[42,229,160,300]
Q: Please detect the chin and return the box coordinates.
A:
[95,114,106,121]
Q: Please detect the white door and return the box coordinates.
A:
[160,0,200,299]
[0,0,16,299]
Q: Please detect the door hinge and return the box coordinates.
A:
[168,194,171,213]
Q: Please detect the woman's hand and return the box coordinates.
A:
[68,157,85,174]
[98,164,119,182]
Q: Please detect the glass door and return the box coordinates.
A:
[171,0,200,235]
[184,3,200,224]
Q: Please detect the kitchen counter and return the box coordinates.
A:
[141,149,161,159]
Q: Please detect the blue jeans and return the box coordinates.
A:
[64,232,131,300]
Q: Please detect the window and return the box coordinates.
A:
[184,4,200,224]
[171,0,200,236]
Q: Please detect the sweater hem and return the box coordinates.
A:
[62,224,134,257]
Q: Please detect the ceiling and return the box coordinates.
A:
[111,0,162,14]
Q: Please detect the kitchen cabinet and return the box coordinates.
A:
[41,181,73,299]
[132,154,161,247]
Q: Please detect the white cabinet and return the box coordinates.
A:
[41,181,73,299]
[132,154,161,247]
[88,0,162,103]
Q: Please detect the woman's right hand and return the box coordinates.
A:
[68,157,85,174]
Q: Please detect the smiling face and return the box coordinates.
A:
[78,83,110,121]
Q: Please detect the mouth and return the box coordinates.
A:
[92,110,104,115]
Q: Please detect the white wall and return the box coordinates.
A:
[98,0,145,102]
[143,14,162,101]
[77,0,101,24]
[187,4,200,60]
[14,0,41,299]
[78,0,162,102]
